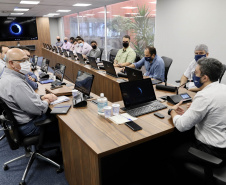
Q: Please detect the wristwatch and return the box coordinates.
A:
[168,109,174,115]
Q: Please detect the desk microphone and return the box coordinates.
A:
[176,80,193,95]
[156,81,177,92]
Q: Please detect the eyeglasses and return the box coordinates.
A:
[12,58,29,63]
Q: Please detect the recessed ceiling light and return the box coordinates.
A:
[11,13,24,15]
[73,3,91,7]
[47,13,60,16]
[20,1,40,5]
[149,2,156,4]
[56,10,71,12]
[98,11,110,13]
[121,7,137,9]
[14,8,29,11]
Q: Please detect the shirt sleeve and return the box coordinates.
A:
[173,94,209,132]
[13,83,48,115]
[184,60,195,78]
[134,57,145,69]
[149,63,164,81]
[94,49,101,58]
[114,50,121,62]
[126,50,136,64]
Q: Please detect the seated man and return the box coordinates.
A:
[0,48,58,137]
[77,37,92,56]
[125,46,165,82]
[168,58,226,181]
[70,37,75,44]
[56,36,63,48]
[180,44,209,92]
[85,40,101,59]
[62,37,71,50]
[72,39,80,55]
[114,35,136,67]
[0,45,9,75]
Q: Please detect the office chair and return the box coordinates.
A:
[99,47,104,61]
[183,147,226,185]
[109,49,119,63]
[161,56,173,84]
[0,107,5,141]
[219,64,226,83]
[0,98,63,185]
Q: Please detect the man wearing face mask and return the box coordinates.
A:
[180,44,209,92]
[72,39,80,55]
[77,38,92,56]
[84,40,101,59]
[168,58,226,183]
[62,37,71,50]
[0,48,58,137]
[124,46,165,81]
[56,36,63,48]
[0,45,9,75]
[114,35,136,67]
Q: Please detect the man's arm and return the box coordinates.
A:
[180,75,188,87]
[125,51,136,64]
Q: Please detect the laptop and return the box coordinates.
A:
[63,49,69,57]
[46,44,50,49]
[53,46,58,53]
[76,53,86,64]
[58,47,63,55]
[69,51,75,60]
[87,56,99,70]
[119,78,167,117]
[125,67,143,81]
[49,45,53,50]
[102,60,118,78]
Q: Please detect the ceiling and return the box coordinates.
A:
[0,0,129,17]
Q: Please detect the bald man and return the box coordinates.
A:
[0,48,57,137]
[62,37,71,50]
[56,36,63,48]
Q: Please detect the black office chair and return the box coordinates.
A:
[109,49,119,63]
[161,56,173,84]
[99,47,104,61]
[0,98,63,185]
[219,64,226,83]
[0,107,5,141]
[183,147,226,185]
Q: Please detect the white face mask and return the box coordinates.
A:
[19,60,31,74]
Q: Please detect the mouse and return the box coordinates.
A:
[61,82,66,85]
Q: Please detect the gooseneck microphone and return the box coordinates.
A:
[156,80,193,92]
[176,80,193,94]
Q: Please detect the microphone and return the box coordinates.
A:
[176,80,193,95]
[156,81,177,92]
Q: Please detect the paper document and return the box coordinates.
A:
[50,96,70,105]
[108,113,137,125]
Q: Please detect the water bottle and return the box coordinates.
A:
[97,93,108,115]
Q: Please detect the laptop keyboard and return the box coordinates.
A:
[125,100,167,117]
[51,80,62,86]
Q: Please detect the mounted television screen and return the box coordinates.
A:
[0,17,38,41]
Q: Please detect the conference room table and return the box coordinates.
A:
[35,69,196,185]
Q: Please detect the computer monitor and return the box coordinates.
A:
[41,58,49,73]
[74,70,94,97]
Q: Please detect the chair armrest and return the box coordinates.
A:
[34,118,54,127]
[175,80,181,83]
[188,147,223,166]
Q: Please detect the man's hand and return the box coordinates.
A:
[41,94,58,103]
[114,63,120,67]
[82,54,87,59]
[28,75,35,82]
[186,103,192,109]
[171,101,185,115]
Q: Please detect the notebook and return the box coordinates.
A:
[50,104,71,114]
[102,60,118,78]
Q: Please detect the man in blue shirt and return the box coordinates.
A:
[125,46,165,82]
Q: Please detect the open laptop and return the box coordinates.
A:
[119,78,167,117]
[58,47,63,55]
[102,60,118,78]
[49,45,53,50]
[69,51,75,60]
[125,67,143,81]
[76,53,86,64]
[63,49,69,57]
[87,56,99,70]
[53,46,58,53]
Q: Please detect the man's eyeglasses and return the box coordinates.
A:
[12,58,29,63]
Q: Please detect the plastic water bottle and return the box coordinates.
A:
[97,93,108,115]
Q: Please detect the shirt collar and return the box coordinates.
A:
[202,81,219,91]
[0,59,5,64]
[123,46,130,52]
[4,68,26,80]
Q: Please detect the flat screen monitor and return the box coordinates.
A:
[0,17,38,41]
[74,70,94,96]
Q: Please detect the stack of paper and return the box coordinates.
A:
[50,96,70,105]
[108,113,137,125]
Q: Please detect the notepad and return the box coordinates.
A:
[50,105,71,114]
[50,96,70,105]
[108,113,137,125]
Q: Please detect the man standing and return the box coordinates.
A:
[114,35,136,67]
[56,36,63,48]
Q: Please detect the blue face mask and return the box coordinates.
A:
[145,57,153,62]
[64,40,67,43]
[192,73,203,88]
[195,54,206,62]
[79,43,83,47]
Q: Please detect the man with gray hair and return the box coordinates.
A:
[0,48,57,137]
[180,44,209,92]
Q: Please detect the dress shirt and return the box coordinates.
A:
[73,43,80,55]
[134,55,165,81]
[62,42,71,50]
[0,59,5,76]
[0,68,48,125]
[87,47,101,58]
[115,46,136,64]
[26,72,38,90]
[173,82,226,148]
[56,41,63,47]
[78,42,92,55]
[184,59,197,89]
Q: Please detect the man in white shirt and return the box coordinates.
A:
[180,44,209,92]
[62,37,71,50]
[77,37,92,56]
[0,45,9,75]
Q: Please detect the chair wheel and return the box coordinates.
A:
[19,181,26,185]
[56,166,64,173]
[3,165,9,171]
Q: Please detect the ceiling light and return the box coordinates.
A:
[98,11,110,13]
[47,13,60,16]
[121,7,137,9]
[14,8,29,11]
[11,13,24,15]
[73,3,91,7]
[85,14,94,16]
[56,10,71,12]
[149,2,156,4]
[20,1,40,4]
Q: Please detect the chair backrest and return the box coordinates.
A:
[0,98,20,150]
[135,53,141,63]
[219,64,226,83]
[161,56,173,83]
[109,49,119,62]
[99,47,104,61]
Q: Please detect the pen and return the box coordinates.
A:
[120,114,132,121]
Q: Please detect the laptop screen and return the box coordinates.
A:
[125,67,143,81]
[119,78,156,108]
[74,70,94,96]
[54,70,64,82]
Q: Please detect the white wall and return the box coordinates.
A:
[49,18,64,46]
[155,0,226,85]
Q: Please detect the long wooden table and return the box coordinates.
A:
[42,48,124,102]
[36,74,196,185]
